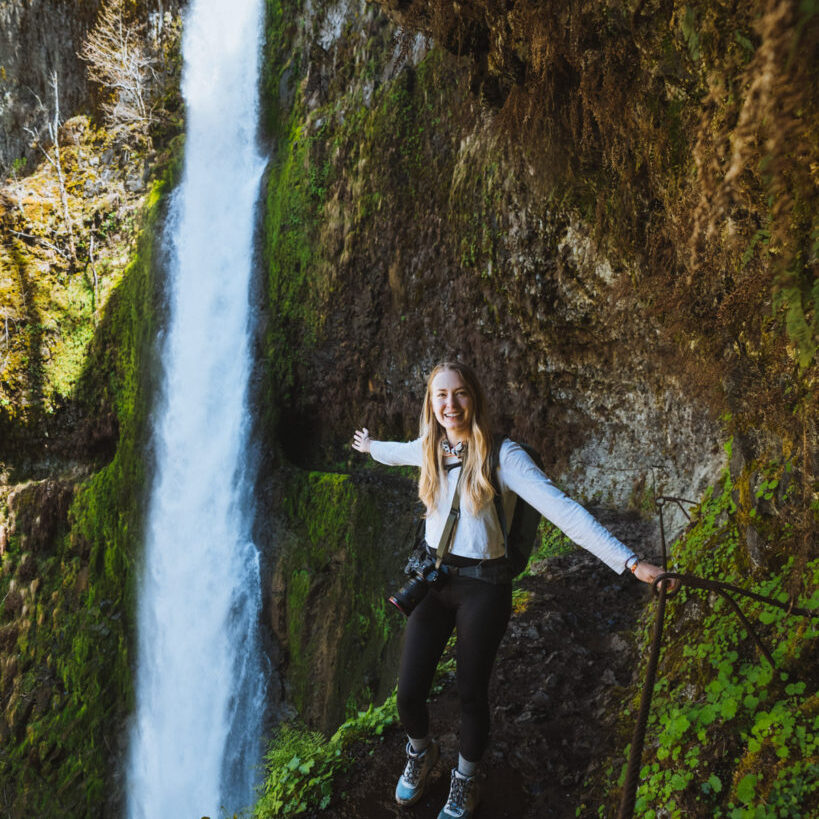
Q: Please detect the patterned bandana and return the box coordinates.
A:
[441,439,467,458]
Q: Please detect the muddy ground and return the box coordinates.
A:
[307,512,662,819]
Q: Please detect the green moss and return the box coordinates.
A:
[286,569,311,667]
[0,174,169,816]
[261,11,341,410]
[605,460,819,818]
[282,471,357,560]
[272,466,413,730]
[262,0,302,143]
[263,118,329,397]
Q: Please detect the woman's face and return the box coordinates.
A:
[430,369,473,440]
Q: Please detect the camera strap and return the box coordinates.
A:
[434,464,464,571]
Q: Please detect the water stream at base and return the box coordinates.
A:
[125,0,268,814]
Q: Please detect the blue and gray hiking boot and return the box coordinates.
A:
[394,740,440,806]
[437,768,479,818]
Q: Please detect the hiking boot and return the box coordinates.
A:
[437,768,479,818]
[395,740,440,806]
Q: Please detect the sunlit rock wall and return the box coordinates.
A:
[261,0,727,545]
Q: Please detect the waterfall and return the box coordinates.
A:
[125,0,268,814]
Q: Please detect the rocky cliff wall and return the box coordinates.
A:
[260,0,815,547]
[0,0,183,175]
[261,0,746,530]
[257,0,816,814]
[0,0,94,173]
[0,180,167,816]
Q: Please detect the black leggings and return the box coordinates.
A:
[396,569,512,762]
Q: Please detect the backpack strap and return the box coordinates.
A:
[490,434,509,559]
[433,464,464,570]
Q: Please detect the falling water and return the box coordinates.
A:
[125,0,267,814]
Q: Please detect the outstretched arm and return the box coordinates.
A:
[500,441,677,588]
[351,431,423,466]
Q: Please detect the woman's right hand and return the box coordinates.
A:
[634,561,680,593]
[352,428,372,453]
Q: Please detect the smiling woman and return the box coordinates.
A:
[418,362,496,522]
[352,360,671,819]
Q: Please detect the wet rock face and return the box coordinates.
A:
[263,0,724,535]
[4,478,76,554]
[0,0,95,173]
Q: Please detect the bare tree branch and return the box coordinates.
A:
[9,227,72,261]
[79,0,159,131]
[21,72,77,265]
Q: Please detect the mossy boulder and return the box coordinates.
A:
[268,466,417,731]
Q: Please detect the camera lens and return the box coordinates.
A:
[388,574,429,617]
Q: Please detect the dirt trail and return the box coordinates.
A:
[310,513,660,819]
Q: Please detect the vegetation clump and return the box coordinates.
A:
[595,444,818,817]
[254,693,399,817]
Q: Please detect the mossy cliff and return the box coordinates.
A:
[261,0,815,489]
[257,0,816,815]
[0,3,183,806]
[0,177,169,815]
[1,0,419,812]
[266,467,416,731]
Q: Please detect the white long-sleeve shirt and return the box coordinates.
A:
[370,437,636,574]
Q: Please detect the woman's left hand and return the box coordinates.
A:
[633,561,680,592]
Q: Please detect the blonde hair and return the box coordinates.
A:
[418,361,495,515]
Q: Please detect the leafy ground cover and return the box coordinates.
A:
[605,452,819,819]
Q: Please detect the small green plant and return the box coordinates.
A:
[516,520,576,580]
[623,459,819,818]
[512,587,533,614]
[254,692,399,817]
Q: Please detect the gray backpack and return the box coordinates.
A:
[489,435,544,578]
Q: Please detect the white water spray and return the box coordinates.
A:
[126,0,267,814]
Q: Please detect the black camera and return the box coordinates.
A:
[388,552,448,617]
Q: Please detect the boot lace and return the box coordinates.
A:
[402,748,425,785]
[444,771,472,812]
